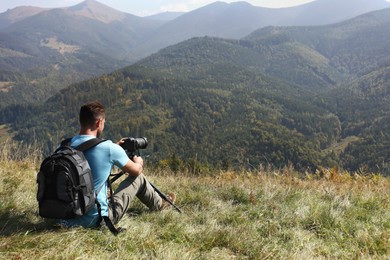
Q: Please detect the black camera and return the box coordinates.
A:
[120,137,148,153]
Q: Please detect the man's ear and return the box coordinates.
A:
[95,119,102,129]
[97,118,105,128]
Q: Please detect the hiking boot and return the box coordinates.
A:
[160,192,176,211]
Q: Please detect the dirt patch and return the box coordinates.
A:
[325,136,360,155]
[0,81,14,92]
[40,37,80,54]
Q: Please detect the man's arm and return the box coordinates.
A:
[121,155,143,177]
[111,140,144,177]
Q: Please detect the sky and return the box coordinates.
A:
[0,0,318,16]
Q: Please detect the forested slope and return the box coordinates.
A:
[1,9,390,174]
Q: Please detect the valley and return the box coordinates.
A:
[0,0,389,174]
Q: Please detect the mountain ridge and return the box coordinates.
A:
[132,0,390,57]
[2,7,389,174]
[66,0,128,23]
[1,1,389,105]
[0,6,47,30]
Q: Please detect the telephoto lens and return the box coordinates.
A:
[134,137,148,149]
[120,137,148,152]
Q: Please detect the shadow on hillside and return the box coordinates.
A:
[0,210,58,236]
[0,208,148,236]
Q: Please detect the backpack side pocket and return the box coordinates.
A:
[36,171,46,201]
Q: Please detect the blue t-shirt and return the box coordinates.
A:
[58,135,129,228]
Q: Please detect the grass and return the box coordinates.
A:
[0,143,389,259]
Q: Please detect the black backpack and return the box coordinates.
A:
[37,138,106,219]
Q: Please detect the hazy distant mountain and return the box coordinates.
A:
[139,7,390,91]
[2,0,389,64]
[287,0,390,25]
[239,7,390,88]
[0,0,163,63]
[67,0,127,23]
[134,0,390,57]
[0,0,164,105]
[0,6,47,30]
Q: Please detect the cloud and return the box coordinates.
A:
[158,0,213,13]
[159,3,190,13]
[61,0,81,4]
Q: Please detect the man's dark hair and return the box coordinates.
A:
[79,101,105,127]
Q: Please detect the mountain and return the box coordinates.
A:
[289,0,390,25]
[0,6,47,30]
[2,8,390,174]
[240,7,390,88]
[133,0,390,57]
[67,0,127,23]
[0,0,162,60]
[0,0,163,106]
[1,0,390,107]
[140,7,390,91]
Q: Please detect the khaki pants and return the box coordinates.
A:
[108,173,162,224]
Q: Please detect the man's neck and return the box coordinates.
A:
[79,129,97,137]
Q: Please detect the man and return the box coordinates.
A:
[58,101,175,228]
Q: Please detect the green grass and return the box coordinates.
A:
[0,145,389,259]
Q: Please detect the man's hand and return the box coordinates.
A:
[116,138,126,145]
[122,156,143,176]
[132,155,144,166]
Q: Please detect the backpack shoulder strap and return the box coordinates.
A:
[67,137,120,235]
[60,138,73,147]
[75,138,107,152]
[59,137,107,152]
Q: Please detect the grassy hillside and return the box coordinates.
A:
[1,143,389,259]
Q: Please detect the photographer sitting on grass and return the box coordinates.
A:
[57,101,175,230]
